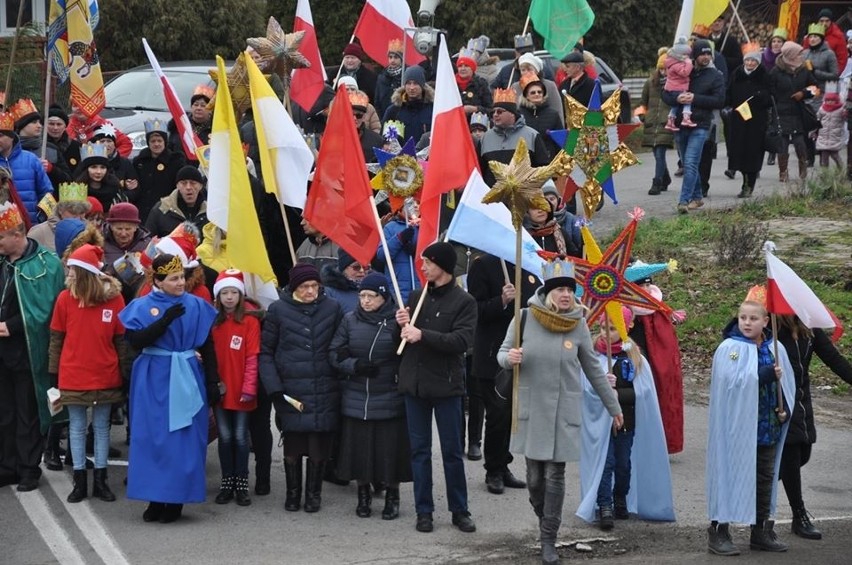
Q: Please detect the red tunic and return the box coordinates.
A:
[211,312,260,411]
[50,291,125,391]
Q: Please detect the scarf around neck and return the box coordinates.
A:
[530,304,579,333]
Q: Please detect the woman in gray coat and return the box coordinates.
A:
[498,258,622,565]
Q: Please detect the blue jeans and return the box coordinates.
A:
[68,403,112,471]
[404,395,468,514]
[652,145,669,181]
[596,429,635,507]
[675,127,710,204]
[215,407,250,478]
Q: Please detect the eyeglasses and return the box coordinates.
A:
[359,292,381,300]
[347,264,370,272]
[526,90,544,96]
[353,112,365,119]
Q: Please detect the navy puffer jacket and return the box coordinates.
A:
[259,290,344,432]
[0,137,54,223]
[329,300,403,421]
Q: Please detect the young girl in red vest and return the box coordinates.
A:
[48,244,129,503]
[211,270,261,506]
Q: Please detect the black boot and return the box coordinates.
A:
[92,468,116,502]
[142,502,165,522]
[44,425,64,471]
[215,476,234,504]
[598,506,614,531]
[662,170,671,191]
[303,459,326,513]
[791,506,822,540]
[234,476,251,506]
[613,496,629,519]
[284,459,302,511]
[767,153,776,166]
[254,473,270,496]
[382,487,400,520]
[67,470,87,503]
[707,522,740,555]
[750,520,788,552]
[648,179,662,195]
[159,503,183,524]
[737,180,750,198]
[356,484,372,517]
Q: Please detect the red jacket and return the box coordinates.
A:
[212,310,261,411]
[66,115,133,158]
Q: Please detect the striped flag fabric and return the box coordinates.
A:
[354,0,426,65]
[291,0,327,113]
[48,0,104,117]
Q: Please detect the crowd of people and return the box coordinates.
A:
[0,8,850,565]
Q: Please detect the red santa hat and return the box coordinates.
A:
[66,243,105,276]
[214,269,246,298]
[155,222,200,268]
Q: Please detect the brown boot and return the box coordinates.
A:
[798,157,808,180]
[778,154,789,182]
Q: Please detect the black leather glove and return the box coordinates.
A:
[48,372,58,388]
[163,303,186,323]
[207,381,222,407]
[354,359,378,377]
[398,226,417,255]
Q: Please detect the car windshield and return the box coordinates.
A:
[104,69,211,111]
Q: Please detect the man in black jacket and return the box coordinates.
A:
[559,51,595,107]
[662,40,725,213]
[396,242,477,535]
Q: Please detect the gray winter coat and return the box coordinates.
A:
[816,106,846,151]
[804,41,839,93]
[497,289,621,462]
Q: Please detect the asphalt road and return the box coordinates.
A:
[4,149,849,564]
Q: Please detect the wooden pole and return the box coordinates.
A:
[507,16,531,87]
[278,202,297,265]
[771,314,787,423]
[370,195,406,309]
[3,0,28,100]
[500,259,510,284]
[396,284,427,356]
[604,309,613,374]
[40,56,53,159]
[333,34,357,89]
[510,226,523,433]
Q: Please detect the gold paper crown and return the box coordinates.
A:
[192,84,215,101]
[387,38,403,54]
[493,88,517,104]
[348,90,369,110]
[519,75,542,93]
[155,254,184,276]
[741,42,761,56]
[58,182,89,202]
[744,284,767,307]
[807,23,826,36]
[9,98,38,124]
[692,24,711,38]
[0,202,23,231]
[0,112,15,131]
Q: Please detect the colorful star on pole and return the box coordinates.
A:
[370,138,425,212]
[246,16,310,92]
[482,138,560,229]
[549,81,640,219]
[208,53,253,117]
[572,207,672,341]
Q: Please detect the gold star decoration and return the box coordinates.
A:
[208,52,253,117]
[246,16,310,94]
[482,138,560,229]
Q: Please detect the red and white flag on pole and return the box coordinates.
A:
[142,38,202,161]
[291,0,327,113]
[414,36,480,283]
[765,245,843,341]
[354,0,426,65]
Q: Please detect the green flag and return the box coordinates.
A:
[529,0,595,60]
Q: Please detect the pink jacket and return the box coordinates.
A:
[664,56,693,92]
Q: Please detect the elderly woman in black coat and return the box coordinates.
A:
[725,45,771,198]
[259,263,343,513]
[329,273,411,520]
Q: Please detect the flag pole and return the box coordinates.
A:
[508,16,531,87]
[500,259,510,284]
[770,313,787,423]
[277,202,298,264]
[369,195,406,308]
[333,34,357,89]
[396,229,444,356]
[3,0,28,99]
[40,56,53,160]
[510,225,523,432]
[603,309,613,373]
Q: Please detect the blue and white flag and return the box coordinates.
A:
[446,169,544,280]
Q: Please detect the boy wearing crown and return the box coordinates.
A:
[0,110,54,225]
[705,286,795,555]
[11,99,72,189]
[0,202,65,490]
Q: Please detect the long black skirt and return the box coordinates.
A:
[336,416,412,483]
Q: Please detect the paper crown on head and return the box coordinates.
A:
[81,142,109,165]
[67,243,105,276]
[692,23,711,38]
[387,38,404,55]
[458,47,478,60]
[538,250,577,293]
[469,111,489,130]
[467,35,489,54]
[192,84,215,102]
[771,27,788,40]
[144,118,167,136]
[214,268,246,297]
[155,222,200,268]
[0,202,23,231]
[514,33,534,50]
[741,42,761,58]
[348,90,369,111]
[519,74,543,93]
[0,112,15,131]
[92,123,117,140]
[807,23,827,37]
[625,259,678,284]
[58,182,89,202]
[744,284,767,307]
[382,119,405,141]
[493,88,517,104]
[154,254,184,277]
[9,98,39,123]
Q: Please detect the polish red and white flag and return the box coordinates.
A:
[354,0,426,65]
[291,0,327,112]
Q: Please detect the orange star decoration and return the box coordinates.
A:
[572,207,672,341]
[208,53,253,117]
[482,138,562,229]
[246,16,310,92]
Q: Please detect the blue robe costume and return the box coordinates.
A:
[577,352,676,523]
[706,335,794,524]
[119,290,216,504]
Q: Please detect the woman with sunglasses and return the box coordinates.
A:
[518,76,562,161]
[321,248,371,314]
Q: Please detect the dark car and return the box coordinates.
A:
[100,61,220,157]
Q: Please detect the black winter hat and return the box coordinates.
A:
[360,272,390,300]
[176,165,205,184]
[692,39,713,59]
[48,105,69,125]
[422,242,456,275]
[338,247,356,271]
